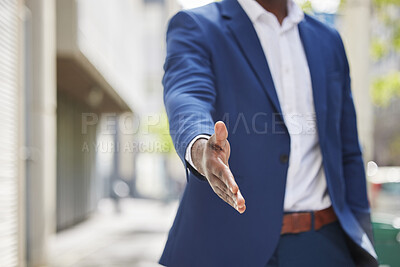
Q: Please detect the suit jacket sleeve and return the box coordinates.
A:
[336,31,374,243]
[163,11,216,179]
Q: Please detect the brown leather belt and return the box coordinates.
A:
[281,206,337,235]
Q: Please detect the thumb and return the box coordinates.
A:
[214,121,228,148]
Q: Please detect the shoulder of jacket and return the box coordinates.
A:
[176,2,222,27]
[303,14,340,41]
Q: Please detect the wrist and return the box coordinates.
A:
[191,138,208,175]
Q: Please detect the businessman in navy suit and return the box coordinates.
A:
[161,0,378,266]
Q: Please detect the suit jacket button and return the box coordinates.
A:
[280,154,289,164]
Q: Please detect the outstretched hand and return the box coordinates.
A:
[191,121,246,213]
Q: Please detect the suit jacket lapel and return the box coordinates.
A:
[298,18,328,142]
[221,0,283,116]
[220,1,327,140]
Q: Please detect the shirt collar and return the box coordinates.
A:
[237,0,304,26]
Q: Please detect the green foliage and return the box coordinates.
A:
[297,0,346,14]
[370,0,400,60]
[389,135,400,161]
[373,0,400,5]
[393,23,400,51]
[371,72,400,106]
[371,38,388,60]
[144,112,175,154]
[370,0,400,105]
[299,0,313,14]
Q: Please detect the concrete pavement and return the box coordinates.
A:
[49,198,178,267]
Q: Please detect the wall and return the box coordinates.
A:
[0,0,25,266]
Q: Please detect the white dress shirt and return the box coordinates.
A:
[186,0,331,212]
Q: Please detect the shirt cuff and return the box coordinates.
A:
[185,134,211,171]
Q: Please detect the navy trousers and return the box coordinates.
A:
[266,221,355,267]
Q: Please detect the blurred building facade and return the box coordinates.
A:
[340,0,374,162]
[55,0,133,232]
[0,0,179,266]
[0,1,25,266]
[370,3,400,167]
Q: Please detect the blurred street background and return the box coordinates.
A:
[0,0,400,266]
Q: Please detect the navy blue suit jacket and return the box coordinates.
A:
[161,0,378,266]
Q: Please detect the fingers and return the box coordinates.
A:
[236,189,246,213]
[207,121,230,164]
[212,182,246,214]
[205,121,246,213]
[214,121,228,148]
[211,157,238,194]
[213,185,236,209]
[209,171,246,214]
[210,174,236,199]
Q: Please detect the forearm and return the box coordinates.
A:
[165,99,214,163]
[163,11,216,163]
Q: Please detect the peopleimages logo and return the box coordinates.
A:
[81,140,171,153]
[80,111,321,154]
[81,112,320,136]
[81,113,140,135]
[170,112,319,135]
